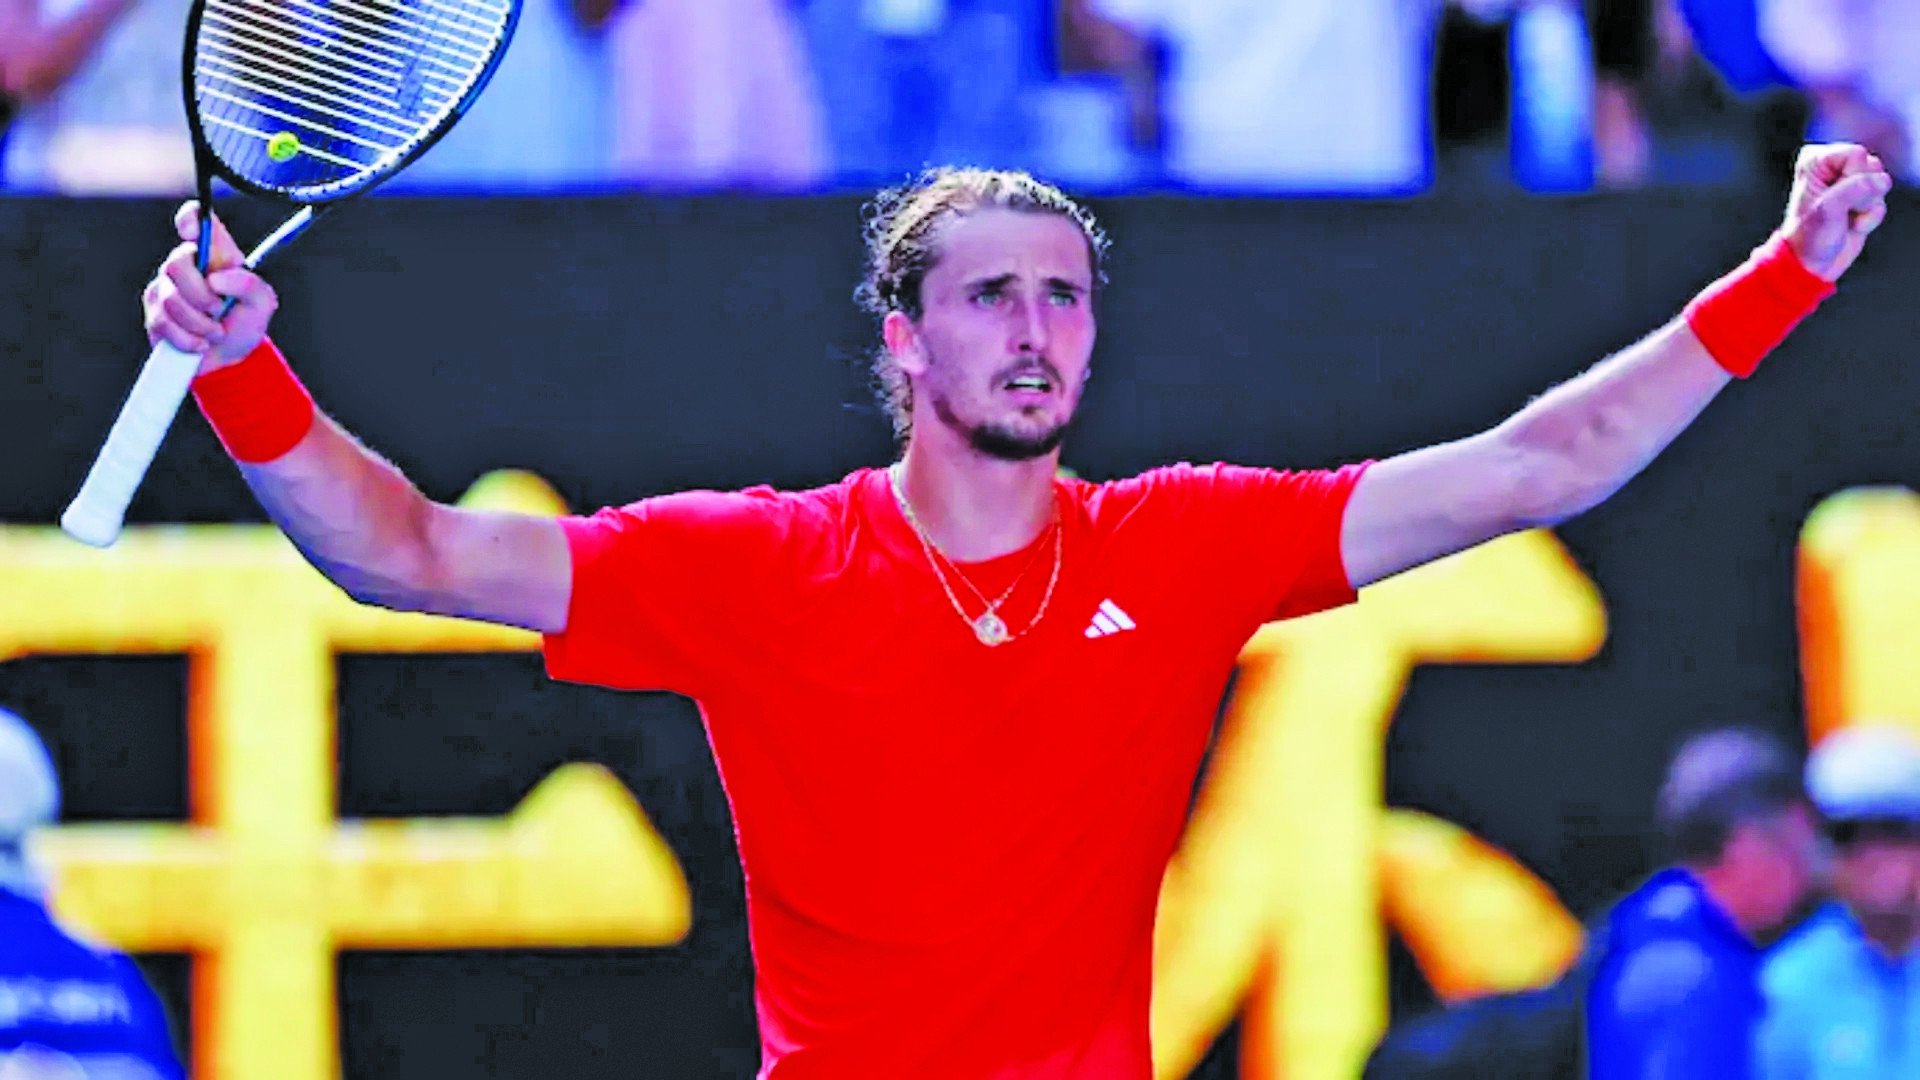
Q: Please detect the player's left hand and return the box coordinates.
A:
[1780,143,1894,282]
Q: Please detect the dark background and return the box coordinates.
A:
[4,189,1918,1076]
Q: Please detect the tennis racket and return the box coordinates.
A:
[61,0,522,547]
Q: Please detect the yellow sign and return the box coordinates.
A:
[1152,528,1603,1079]
[1796,487,1920,748]
[3,472,692,1080]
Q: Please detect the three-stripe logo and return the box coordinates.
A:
[1084,599,1136,639]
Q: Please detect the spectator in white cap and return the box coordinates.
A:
[0,706,185,1080]
[1758,723,1920,1079]
[0,705,58,896]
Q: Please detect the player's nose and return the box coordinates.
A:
[1011,296,1049,355]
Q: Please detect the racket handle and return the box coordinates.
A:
[61,341,203,547]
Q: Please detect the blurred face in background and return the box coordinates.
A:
[1831,822,1920,955]
[1726,802,1829,941]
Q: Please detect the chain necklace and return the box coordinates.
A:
[889,465,1063,646]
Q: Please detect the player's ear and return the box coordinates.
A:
[883,311,929,377]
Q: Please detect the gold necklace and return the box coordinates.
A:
[889,465,1063,646]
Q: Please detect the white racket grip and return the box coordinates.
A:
[61,341,203,547]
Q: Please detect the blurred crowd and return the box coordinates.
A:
[0,0,1915,198]
[1368,723,1920,1079]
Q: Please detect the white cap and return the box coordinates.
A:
[1807,724,1920,825]
[0,706,59,839]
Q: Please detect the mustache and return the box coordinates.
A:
[993,358,1065,386]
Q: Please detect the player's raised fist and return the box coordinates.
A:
[142,201,278,372]
[1781,143,1894,283]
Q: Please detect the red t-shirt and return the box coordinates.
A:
[543,462,1368,1078]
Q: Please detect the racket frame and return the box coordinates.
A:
[60,0,521,547]
[182,0,522,210]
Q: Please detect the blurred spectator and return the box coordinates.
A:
[385,0,615,193]
[1588,0,1663,188]
[802,0,1048,187]
[1362,727,1822,1080]
[1675,0,1790,97]
[0,707,185,1079]
[1035,0,1161,187]
[1507,0,1599,191]
[0,0,191,194]
[1089,0,1442,194]
[603,0,825,190]
[1447,0,1672,191]
[1442,0,1769,192]
[1450,0,1610,191]
[1673,0,1807,184]
[1758,725,1920,1079]
[1586,728,1827,1079]
[1757,0,1919,181]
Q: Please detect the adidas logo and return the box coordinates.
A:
[1084,599,1136,639]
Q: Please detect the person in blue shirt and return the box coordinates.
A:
[0,707,185,1080]
[1363,728,1826,1080]
[1586,728,1829,1080]
[1758,724,1920,1079]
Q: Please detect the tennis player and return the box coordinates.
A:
[142,143,1889,1078]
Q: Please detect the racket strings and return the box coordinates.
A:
[193,0,511,197]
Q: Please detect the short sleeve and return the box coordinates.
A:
[542,487,804,695]
[1160,461,1371,624]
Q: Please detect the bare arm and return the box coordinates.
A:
[146,203,573,633]
[237,416,572,632]
[0,0,139,101]
[1342,322,1727,587]
[1341,144,1893,588]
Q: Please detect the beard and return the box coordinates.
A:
[931,392,1071,461]
[921,345,1080,462]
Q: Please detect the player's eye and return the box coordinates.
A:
[1049,288,1080,307]
[973,288,1003,307]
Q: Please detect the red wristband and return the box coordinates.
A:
[1682,233,1835,379]
[190,337,316,463]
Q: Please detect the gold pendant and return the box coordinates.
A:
[973,611,1009,646]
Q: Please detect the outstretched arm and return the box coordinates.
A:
[145,203,572,633]
[233,412,572,632]
[1340,144,1892,589]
